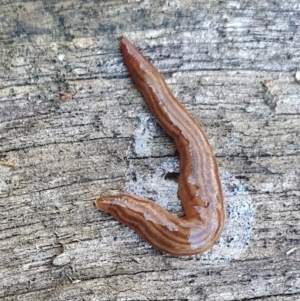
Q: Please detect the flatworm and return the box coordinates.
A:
[95,38,225,256]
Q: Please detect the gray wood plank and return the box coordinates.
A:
[0,0,299,300]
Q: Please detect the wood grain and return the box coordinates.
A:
[0,0,299,300]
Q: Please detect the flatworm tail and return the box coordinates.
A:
[95,38,225,256]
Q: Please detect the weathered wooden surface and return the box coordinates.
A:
[0,0,299,300]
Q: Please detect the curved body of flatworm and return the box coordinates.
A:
[95,38,225,256]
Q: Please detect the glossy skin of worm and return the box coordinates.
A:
[95,38,225,256]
